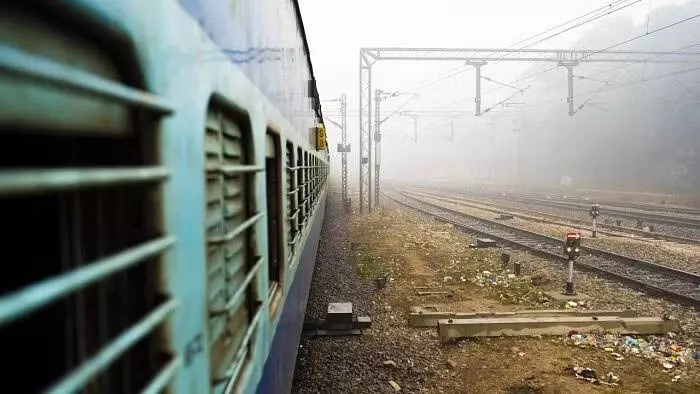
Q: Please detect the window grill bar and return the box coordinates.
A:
[219,304,265,387]
[0,167,170,196]
[0,236,175,328]
[207,165,264,175]
[209,257,264,316]
[141,357,181,394]
[288,233,301,246]
[287,210,299,221]
[46,299,177,393]
[0,45,174,114]
[207,213,264,244]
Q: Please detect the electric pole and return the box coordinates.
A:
[340,94,350,211]
[322,95,350,211]
[374,89,381,208]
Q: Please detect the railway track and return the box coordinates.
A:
[464,191,700,230]
[385,190,700,308]
[506,191,700,217]
[406,188,700,246]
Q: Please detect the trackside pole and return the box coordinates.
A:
[562,232,581,296]
[565,259,575,295]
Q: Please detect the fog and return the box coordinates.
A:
[300,0,700,193]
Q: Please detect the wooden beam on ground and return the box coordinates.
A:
[437,316,678,339]
[409,309,637,328]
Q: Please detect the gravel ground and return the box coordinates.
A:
[294,189,700,393]
[292,186,442,393]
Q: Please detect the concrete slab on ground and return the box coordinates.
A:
[408,309,638,327]
[544,291,590,302]
[437,316,679,339]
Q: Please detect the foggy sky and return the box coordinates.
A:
[299,0,698,193]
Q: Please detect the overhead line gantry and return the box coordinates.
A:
[358,47,700,213]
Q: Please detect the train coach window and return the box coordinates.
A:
[297,147,305,227]
[265,131,283,311]
[286,142,298,262]
[304,152,310,221]
[204,104,262,390]
[0,5,174,393]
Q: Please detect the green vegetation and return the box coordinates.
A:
[355,253,381,278]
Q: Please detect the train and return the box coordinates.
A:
[0,1,327,393]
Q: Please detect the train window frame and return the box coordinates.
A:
[202,99,262,391]
[286,141,298,264]
[296,147,305,229]
[0,4,174,392]
[265,128,284,318]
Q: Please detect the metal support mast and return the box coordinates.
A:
[374,89,382,207]
[468,61,487,116]
[413,115,418,142]
[340,94,349,208]
[359,54,373,213]
[322,95,350,210]
[561,61,578,116]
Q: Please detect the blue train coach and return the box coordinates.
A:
[0,1,328,393]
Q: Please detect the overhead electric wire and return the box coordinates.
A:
[593,12,700,54]
[380,95,419,124]
[472,13,700,112]
[392,1,641,98]
[478,40,700,106]
[513,64,700,111]
[494,0,634,53]
[588,41,700,78]
[492,0,642,61]
[391,1,699,117]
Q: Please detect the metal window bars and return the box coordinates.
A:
[0,40,178,392]
[204,107,264,389]
[285,144,297,262]
[284,158,327,264]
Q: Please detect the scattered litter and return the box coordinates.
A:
[568,366,619,386]
[517,352,526,357]
[443,276,453,282]
[570,366,597,382]
[561,330,697,376]
[565,301,578,309]
[389,380,401,391]
[672,375,681,382]
[600,372,620,386]
[446,359,457,369]
[383,360,397,368]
